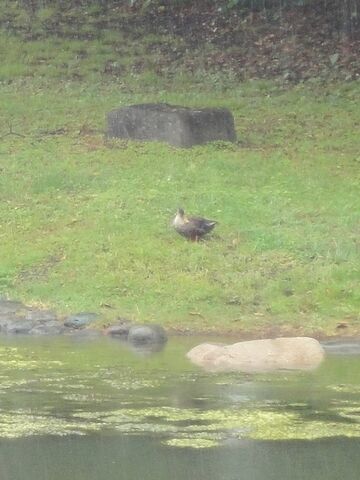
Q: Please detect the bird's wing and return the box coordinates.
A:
[188,216,217,228]
[177,222,206,235]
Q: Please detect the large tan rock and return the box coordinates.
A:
[186,337,325,373]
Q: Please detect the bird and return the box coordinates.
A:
[172,208,217,241]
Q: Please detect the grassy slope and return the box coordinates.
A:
[0,25,359,335]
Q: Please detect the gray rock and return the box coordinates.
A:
[127,324,167,345]
[29,321,65,336]
[187,337,325,373]
[0,301,97,336]
[25,309,57,323]
[105,321,132,338]
[107,103,236,147]
[6,320,34,335]
[64,312,99,330]
[0,316,13,332]
[0,307,62,335]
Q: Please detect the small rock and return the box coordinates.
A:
[64,312,99,330]
[29,321,65,335]
[127,324,167,345]
[105,321,133,338]
[0,317,12,332]
[6,320,34,335]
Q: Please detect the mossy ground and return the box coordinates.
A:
[0,11,359,335]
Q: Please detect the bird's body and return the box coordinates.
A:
[172,208,217,241]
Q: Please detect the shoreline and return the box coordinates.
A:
[166,325,360,341]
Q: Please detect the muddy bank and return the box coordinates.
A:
[1,298,359,345]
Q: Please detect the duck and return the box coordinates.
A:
[172,208,217,241]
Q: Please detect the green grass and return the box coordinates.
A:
[0,30,359,335]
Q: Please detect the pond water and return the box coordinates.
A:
[0,335,359,480]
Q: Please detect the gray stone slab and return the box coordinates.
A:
[106,103,236,147]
